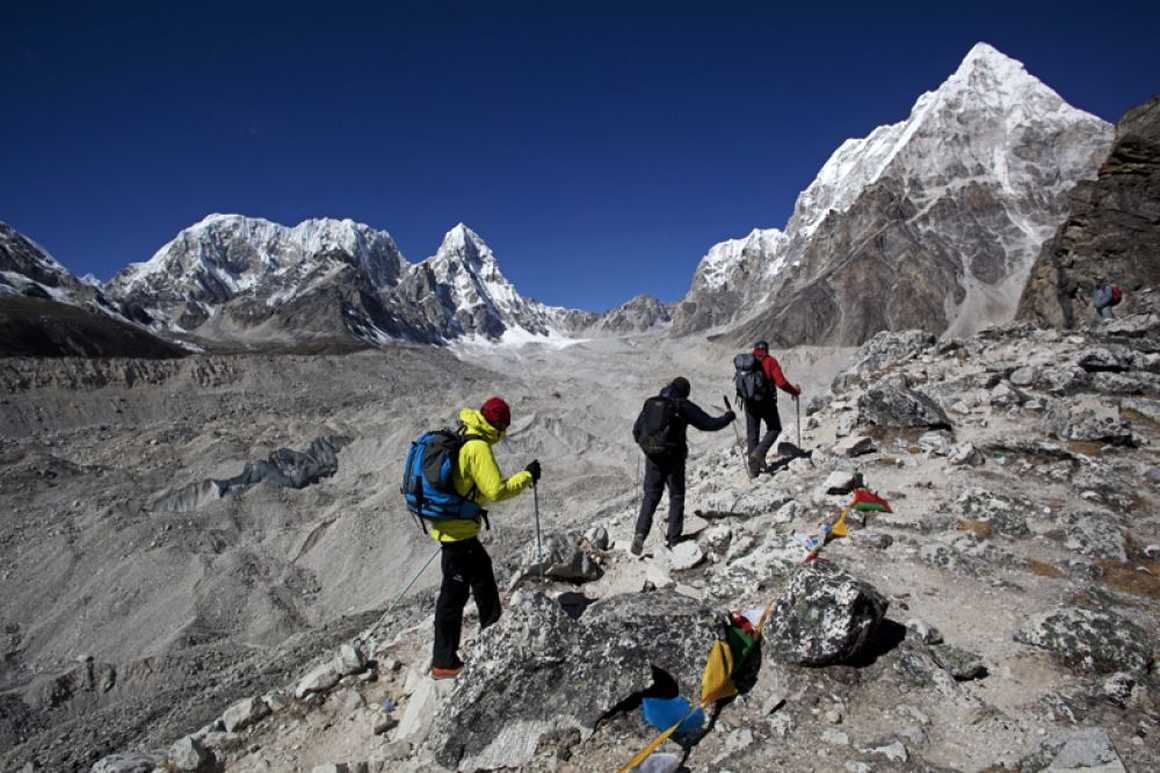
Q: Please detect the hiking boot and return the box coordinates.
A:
[431,664,463,680]
[630,533,646,556]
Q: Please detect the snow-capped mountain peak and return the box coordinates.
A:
[786,41,1106,241]
[695,228,788,290]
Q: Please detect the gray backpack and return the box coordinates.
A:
[734,353,770,403]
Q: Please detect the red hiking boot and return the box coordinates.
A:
[431,664,463,680]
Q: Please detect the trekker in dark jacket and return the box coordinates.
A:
[631,377,735,556]
[746,340,801,476]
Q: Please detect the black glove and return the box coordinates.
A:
[525,459,542,484]
[725,410,736,422]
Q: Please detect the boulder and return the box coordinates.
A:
[929,643,987,681]
[701,486,794,519]
[766,565,888,666]
[990,382,1027,408]
[295,659,342,699]
[584,526,610,551]
[430,590,720,771]
[1015,607,1153,675]
[169,735,213,772]
[221,696,270,733]
[664,541,704,571]
[338,642,367,675]
[1009,366,1038,388]
[1045,727,1127,772]
[727,532,803,580]
[947,443,984,466]
[397,674,455,743]
[834,435,876,457]
[1043,400,1132,445]
[822,470,859,496]
[955,488,1032,538]
[856,383,951,430]
[918,430,954,455]
[518,531,602,583]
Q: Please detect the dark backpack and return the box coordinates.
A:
[734,353,770,403]
[1110,286,1123,306]
[401,429,485,527]
[634,397,681,456]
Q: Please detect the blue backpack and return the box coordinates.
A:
[401,429,486,529]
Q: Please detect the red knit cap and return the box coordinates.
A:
[480,396,511,430]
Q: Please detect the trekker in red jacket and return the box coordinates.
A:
[746,340,801,475]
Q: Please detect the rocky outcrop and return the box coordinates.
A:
[855,383,952,429]
[590,293,672,335]
[1018,95,1160,327]
[430,590,720,771]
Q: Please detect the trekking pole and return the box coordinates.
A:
[533,482,544,582]
[795,395,802,449]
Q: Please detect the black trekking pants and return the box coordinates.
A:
[745,400,781,472]
[432,537,501,668]
[634,454,686,544]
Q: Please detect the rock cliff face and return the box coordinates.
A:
[589,293,672,335]
[672,43,1112,345]
[1018,95,1160,327]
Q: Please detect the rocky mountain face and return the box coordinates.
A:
[589,293,672,335]
[0,224,180,357]
[672,43,1113,345]
[1018,94,1160,327]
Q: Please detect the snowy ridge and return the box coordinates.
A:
[673,41,1113,339]
[695,228,788,290]
[785,42,1107,240]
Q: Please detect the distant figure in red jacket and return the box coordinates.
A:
[741,340,801,475]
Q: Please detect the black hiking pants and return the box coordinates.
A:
[432,537,501,668]
[634,454,686,544]
[745,399,781,472]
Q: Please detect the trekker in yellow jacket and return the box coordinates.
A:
[431,396,541,679]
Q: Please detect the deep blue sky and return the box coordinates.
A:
[3,2,1158,311]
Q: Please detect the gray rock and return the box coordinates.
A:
[862,738,908,763]
[430,590,720,771]
[1045,727,1127,772]
[929,643,987,680]
[1015,607,1153,675]
[772,499,802,525]
[665,540,704,571]
[1043,400,1132,445]
[956,489,1032,537]
[1064,513,1127,561]
[397,674,455,743]
[221,696,270,733]
[990,381,1027,407]
[836,413,857,438]
[831,331,937,393]
[1009,366,1038,387]
[919,429,954,455]
[822,470,859,496]
[852,531,894,550]
[702,486,794,519]
[856,383,951,430]
[947,443,984,466]
[821,728,850,746]
[767,565,888,666]
[338,642,367,675]
[169,735,212,772]
[584,526,610,551]
[519,531,602,583]
[1102,672,1136,706]
[1076,347,1131,373]
[698,524,732,554]
[90,752,164,773]
[295,659,342,699]
[834,435,876,457]
[311,765,351,773]
[906,618,943,645]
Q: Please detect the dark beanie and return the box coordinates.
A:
[480,396,511,430]
[754,340,769,351]
[670,377,691,398]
